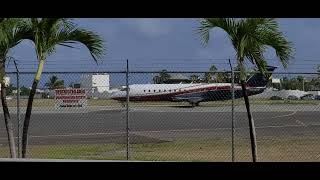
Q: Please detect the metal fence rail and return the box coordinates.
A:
[0,69,319,161]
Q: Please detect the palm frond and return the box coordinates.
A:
[28,18,104,62]
[0,18,33,58]
[258,30,293,68]
[58,43,76,48]
[54,28,104,62]
[242,18,294,68]
[246,47,267,75]
[197,18,237,46]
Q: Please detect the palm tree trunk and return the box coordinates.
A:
[1,81,17,158]
[0,65,17,158]
[240,80,257,162]
[1,82,17,158]
[22,60,44,158]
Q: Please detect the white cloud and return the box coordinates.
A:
[132,18,173,38]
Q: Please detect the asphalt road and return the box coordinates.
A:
[0,105,319,145]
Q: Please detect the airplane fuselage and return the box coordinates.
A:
[111,83,266,103]
[111,66,276,106]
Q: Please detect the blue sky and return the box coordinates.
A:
[5,18,320,87]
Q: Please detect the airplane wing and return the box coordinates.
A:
[172,89,233,105]
[172,91,206,105]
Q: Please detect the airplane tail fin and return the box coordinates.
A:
[246,66,277,87]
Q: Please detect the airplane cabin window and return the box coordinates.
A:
[148,90,150,92]
[144,90,146,92]
[154,90,156,92]
[159,90,161,92]
[164,90,166,92]
[169,90,171,92]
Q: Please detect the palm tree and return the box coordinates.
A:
[0,18,32,158]
[159,69,171,83]
[198,18,293,162]
[153,69,171,84]
[216,70,230,83]
[203,64,217,83]
[45,75,64,90]
[21,18,104,158]
[190,74,200,83]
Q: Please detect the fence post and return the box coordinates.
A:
[229,59,235,162]
[126,59,130,160]
[14,61,21,158]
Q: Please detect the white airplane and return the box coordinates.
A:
[111,66,276,106]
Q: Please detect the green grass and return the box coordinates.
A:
[1,138,319,161]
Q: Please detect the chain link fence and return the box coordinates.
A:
[0,70,319,161]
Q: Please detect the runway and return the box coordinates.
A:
[0,105,319,145]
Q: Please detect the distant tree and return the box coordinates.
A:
[216,71,230,83]
[20,86,31,96]
[309,78,320,91]
[153,75,160,84]
[6,84,17,95]
[297,76,304,82]
[317,65,320,79]
[45,75,64,90]
[280,76,312,91]
[281,77,289,89]
[153,70,171,84]
[203,65,217,83]
[190,74,200,83]
[159,70,171,83]
[307,65,320,90]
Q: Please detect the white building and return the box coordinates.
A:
[80,74,110,97]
